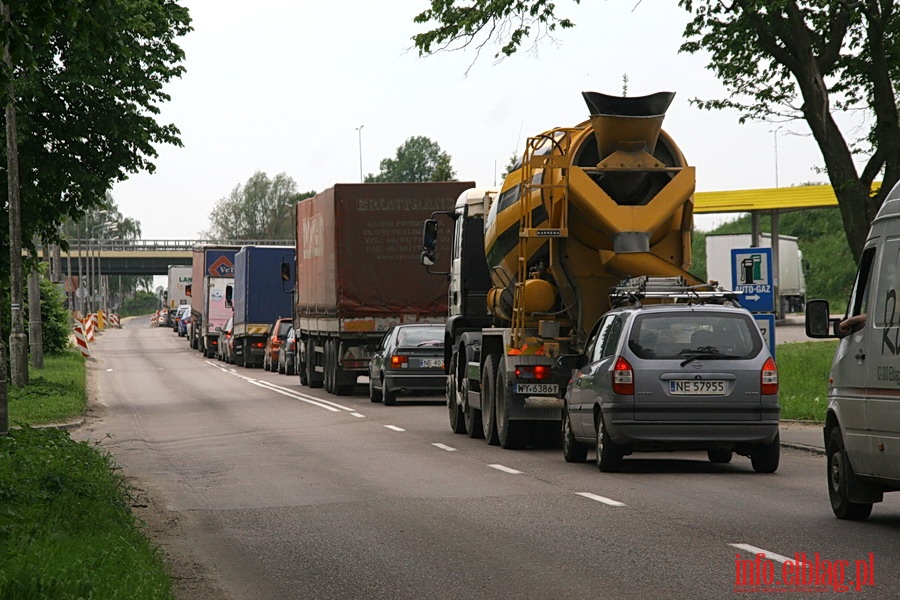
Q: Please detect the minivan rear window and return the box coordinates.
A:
[628,312,762,360]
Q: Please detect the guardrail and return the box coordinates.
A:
[64,239,294,252]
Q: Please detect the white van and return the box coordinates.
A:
[806,181,900,520]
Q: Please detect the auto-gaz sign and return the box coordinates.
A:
[730,248,774,313]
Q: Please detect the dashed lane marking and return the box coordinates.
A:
[576,492,626,507]
[729,544,792,563]
[385,425,406,432]
[432,443,457,452]
[488,464,523,475]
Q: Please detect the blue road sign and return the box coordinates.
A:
[753,313,776,359]
[731,248,775,312]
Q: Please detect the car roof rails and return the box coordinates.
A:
[610,276,743,308]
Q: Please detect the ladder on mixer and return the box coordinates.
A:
[511,129,577,347]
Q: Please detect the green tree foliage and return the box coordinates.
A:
[205,171,315,240]
[411,1,900,262]
[0,0,191,261]
[0,265,71,356]
[119,291,161,318]
[365,136,457,183]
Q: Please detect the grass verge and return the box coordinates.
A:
[8,350,86,426]
[776,340,839,421]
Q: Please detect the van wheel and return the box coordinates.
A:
[827,428,873,520]
[708,448,733,464]
[751,432,780,473]
[562,409,588,463]
[596,416,624,473]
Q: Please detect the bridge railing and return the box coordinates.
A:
[64,239,294,252]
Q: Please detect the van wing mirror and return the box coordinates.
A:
[805,299,839,339]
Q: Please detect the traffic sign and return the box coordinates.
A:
[754,313,776,359]
[731,247,774,312]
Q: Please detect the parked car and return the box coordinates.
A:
[263,318,293,372]
[277,327,297,375]
[368,323,445,406]
[173,304,191,335]
[217,316,234,363]
[558,300,780,473]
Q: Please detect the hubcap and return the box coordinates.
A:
[830,451,842,492]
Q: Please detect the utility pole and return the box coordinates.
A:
[355,125,364,182]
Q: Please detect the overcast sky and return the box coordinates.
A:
[112,1,846,240]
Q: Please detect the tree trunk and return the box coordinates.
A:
[28,265,44,370]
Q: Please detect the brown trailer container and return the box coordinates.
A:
[293,182,474,395]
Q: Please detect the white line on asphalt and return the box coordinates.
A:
[244,379,341,412]
[488,464,523,474]
[351,413,365,418]
[729,544,792,563]
[576,492,626,507]
[385,425,405,432]
[251,379,357,412]
[432,443,457,452]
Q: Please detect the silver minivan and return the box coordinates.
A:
[807,181,900,520]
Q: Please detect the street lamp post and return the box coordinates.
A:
[355,125,364,182]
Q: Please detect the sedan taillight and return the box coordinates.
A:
[390,355,408,369]
[761,357,778,395]
[612,356,634,395]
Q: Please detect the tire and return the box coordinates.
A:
[324,339,334,393]
[383,385,398,406]
[751,431,780,473]
[369,374,383,403]
[481,355,500,445]
[447,354,467,434]
[278,357,285,374]
[306,339,322,389]
[596,416,624,473]
[286,356,294,376]
[826,428,873,520]
[562,408,588,463]
[708,448,733,464]
[298,348,308,386]
[496,356,526,449]
[463,377,484,439]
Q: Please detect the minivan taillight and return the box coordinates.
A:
[612,356,634,395]
[761,357,778,395]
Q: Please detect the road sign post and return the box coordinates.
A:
[731,248,775,313]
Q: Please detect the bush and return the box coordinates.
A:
[119,290,161,317]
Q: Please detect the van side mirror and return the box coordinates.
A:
[557,354,589,369]
[805,299,839,338]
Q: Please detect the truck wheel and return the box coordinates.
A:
[562,408,588,463]
[751,431,780,473]
[306,339,322,389]
[826,428,873,520]
[596,415,624,473]
[708,448,733,464]
[298,348,308,385]
[462,377,483,439]
[481,355,500,445]
[324,339,335,393]
[496,356,526,449]
[447,355,466,434]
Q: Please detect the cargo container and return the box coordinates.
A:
[290,182,474,395]
[230,245,295,368]
[166,265,192,325]
[190,245,239,357]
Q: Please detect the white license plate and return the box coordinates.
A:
[515,383,559,395]
[669,380,726,395]
[415,358,443,368]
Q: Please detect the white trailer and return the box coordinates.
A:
[705,233,807,314]
[166,265,193,310]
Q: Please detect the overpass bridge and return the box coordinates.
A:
[56,239,293,276]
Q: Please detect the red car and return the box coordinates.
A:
[263,318,293,371]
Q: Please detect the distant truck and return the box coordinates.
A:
[166,265,192,322]
[289,182,474,395]
[229,245,295,368]
[705,233,807,314]
[190,245,238,358]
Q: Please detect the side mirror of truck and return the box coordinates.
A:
[805,299,839,338]
[281,262,291,282]
[420,251,435,267]
[422,219,438,252]
[224,284,233,309]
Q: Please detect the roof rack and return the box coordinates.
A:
[610,276,742,308]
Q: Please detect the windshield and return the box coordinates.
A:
[628,311,762,360]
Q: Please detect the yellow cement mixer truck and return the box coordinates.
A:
[422,91,705,449]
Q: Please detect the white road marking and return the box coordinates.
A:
[350,412,365,418]
[576,492,626,507]
[488,464,523,474]
[385,425,405,432]
[432,443,456,452]
[729,544,792,563]
[245,379,341,412]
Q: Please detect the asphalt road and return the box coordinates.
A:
[74,320,899,600]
